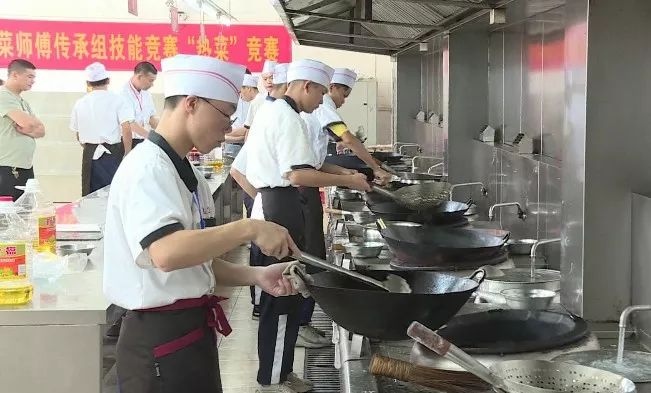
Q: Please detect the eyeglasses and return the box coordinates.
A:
[199,97,237,126]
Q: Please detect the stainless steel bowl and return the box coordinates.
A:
[342,241,384,258]
[501,288,556,310]
[197,165,214,179]
[346,223,366,239]
[363,228,383,242]
[57,244,96,256]
[507,238,538,255]
[350,210,376,225]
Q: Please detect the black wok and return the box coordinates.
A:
[368,201,469,224]
[380,226,509,267]
[306,269,485,340]
[391,172,444,186]
[371,151,404,163]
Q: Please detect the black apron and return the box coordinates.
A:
[298,187,326,266]
[256,186,305,385]
[82,142,123,196]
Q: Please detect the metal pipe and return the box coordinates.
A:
[530,238,561,259]
[411,155,442,172]
[285,9,441,29]
[449,182,488,201]
[488,202,525,221]
[427,163,444,174]
[617,305,651,363]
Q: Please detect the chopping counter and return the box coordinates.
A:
[0,168,239,393]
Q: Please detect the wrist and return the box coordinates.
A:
[240,218,258,242]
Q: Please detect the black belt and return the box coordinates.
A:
[257,186,294,192]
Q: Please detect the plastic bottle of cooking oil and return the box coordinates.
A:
[15,179,57,254]
[0,197,33,305]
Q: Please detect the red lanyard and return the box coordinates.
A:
[129,82,143,111]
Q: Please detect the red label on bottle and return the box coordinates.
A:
[0,243,27,279]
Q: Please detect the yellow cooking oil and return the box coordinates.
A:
[0,200,33,305]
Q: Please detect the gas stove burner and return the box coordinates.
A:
[389,248,509,271]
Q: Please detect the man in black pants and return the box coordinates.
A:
[0,59,44,200]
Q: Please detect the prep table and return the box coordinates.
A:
[0,168,240,393]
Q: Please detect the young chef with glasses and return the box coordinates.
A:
[244,59,371,393]
[230,63,291,320]
[70,62,133,196]
[103,54,302,393]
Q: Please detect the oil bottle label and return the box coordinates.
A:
[38,215,56,252]
[0,242,27,279]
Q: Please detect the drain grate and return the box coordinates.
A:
[304,307,341,393]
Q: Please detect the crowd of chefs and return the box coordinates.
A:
[0,54,392,393]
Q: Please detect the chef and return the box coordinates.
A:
[314,68,392,184]
[223,73,258,158]
[103,54,301,393]
[244,59,371,392]
[70,62,133,196]
[231,62,289,320]
[121,61,159,149]
[242,59,277,140]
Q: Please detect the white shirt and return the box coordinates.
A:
[231,97,250,129]
[244,93,267,128]
[300,112,328,169]
[103,137,216,310]
[244,98,318,189]
[70,90,133,144]
[231,96,276,175]
[313,94,344,130]
[120,82,156,139]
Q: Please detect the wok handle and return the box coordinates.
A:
[324,208,352,215]
[295,252,390,292]
[468,269,486,285]
[380,162,399,176]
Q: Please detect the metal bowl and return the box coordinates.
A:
[507,238,538,255]
[346,223,366,239]
[349,210,376,225]
[342,241,384,258]
[363,228,383,242]
[57,244,96,256]
[501,288,556,310]
[197,165,214,179]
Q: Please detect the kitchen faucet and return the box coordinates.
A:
[449,182,488,201]
[530,238,561,258]
[488,202,526,221]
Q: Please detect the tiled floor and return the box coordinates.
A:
[102,245,305,392]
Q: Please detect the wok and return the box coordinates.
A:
[380,226,509,267]
[391,171,444,185]
[306,269,485,340]
[371,151,404,163]
[368,201,470,224]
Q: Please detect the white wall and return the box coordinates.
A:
[1,0,394,201]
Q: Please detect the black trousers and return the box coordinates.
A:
[257,187,305,385]
[298,187,326,326]
[117,308,222,393]
[0,166,33,201]
[82,142,124,196]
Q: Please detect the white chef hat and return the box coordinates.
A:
[242,74,258,88]
[85,62,109,82]
[262,60,278,75]
[161,54,246,104]
[272,63,289,84]
[331,68,357,89]
[287,59,335,89]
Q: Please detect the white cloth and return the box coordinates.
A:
[121,81,156,140]
[85,62,109,82]
[70,90,133,150]
[272,63,289,84]
[244,92,267,128]
[231,97,251,129]
[244,99,319,189]
[243,74,258,88]
[161,54,245,104]
[287,59,334,89]
[300,112,328,168]
[314,94,344,128]
[331,68,357,89]
[103,140,217,310]
[262,60,278,74]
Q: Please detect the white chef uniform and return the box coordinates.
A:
[71,62,134,196]
[103,54,245,393]
[243,63,289,129]
[244,59,333,386]
[120,81,156,140]
[230,75,257,129]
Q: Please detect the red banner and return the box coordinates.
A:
[0,19,292,72]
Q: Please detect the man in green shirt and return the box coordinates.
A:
[0,59,45,201]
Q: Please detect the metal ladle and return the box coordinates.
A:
[294,252,391,292]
